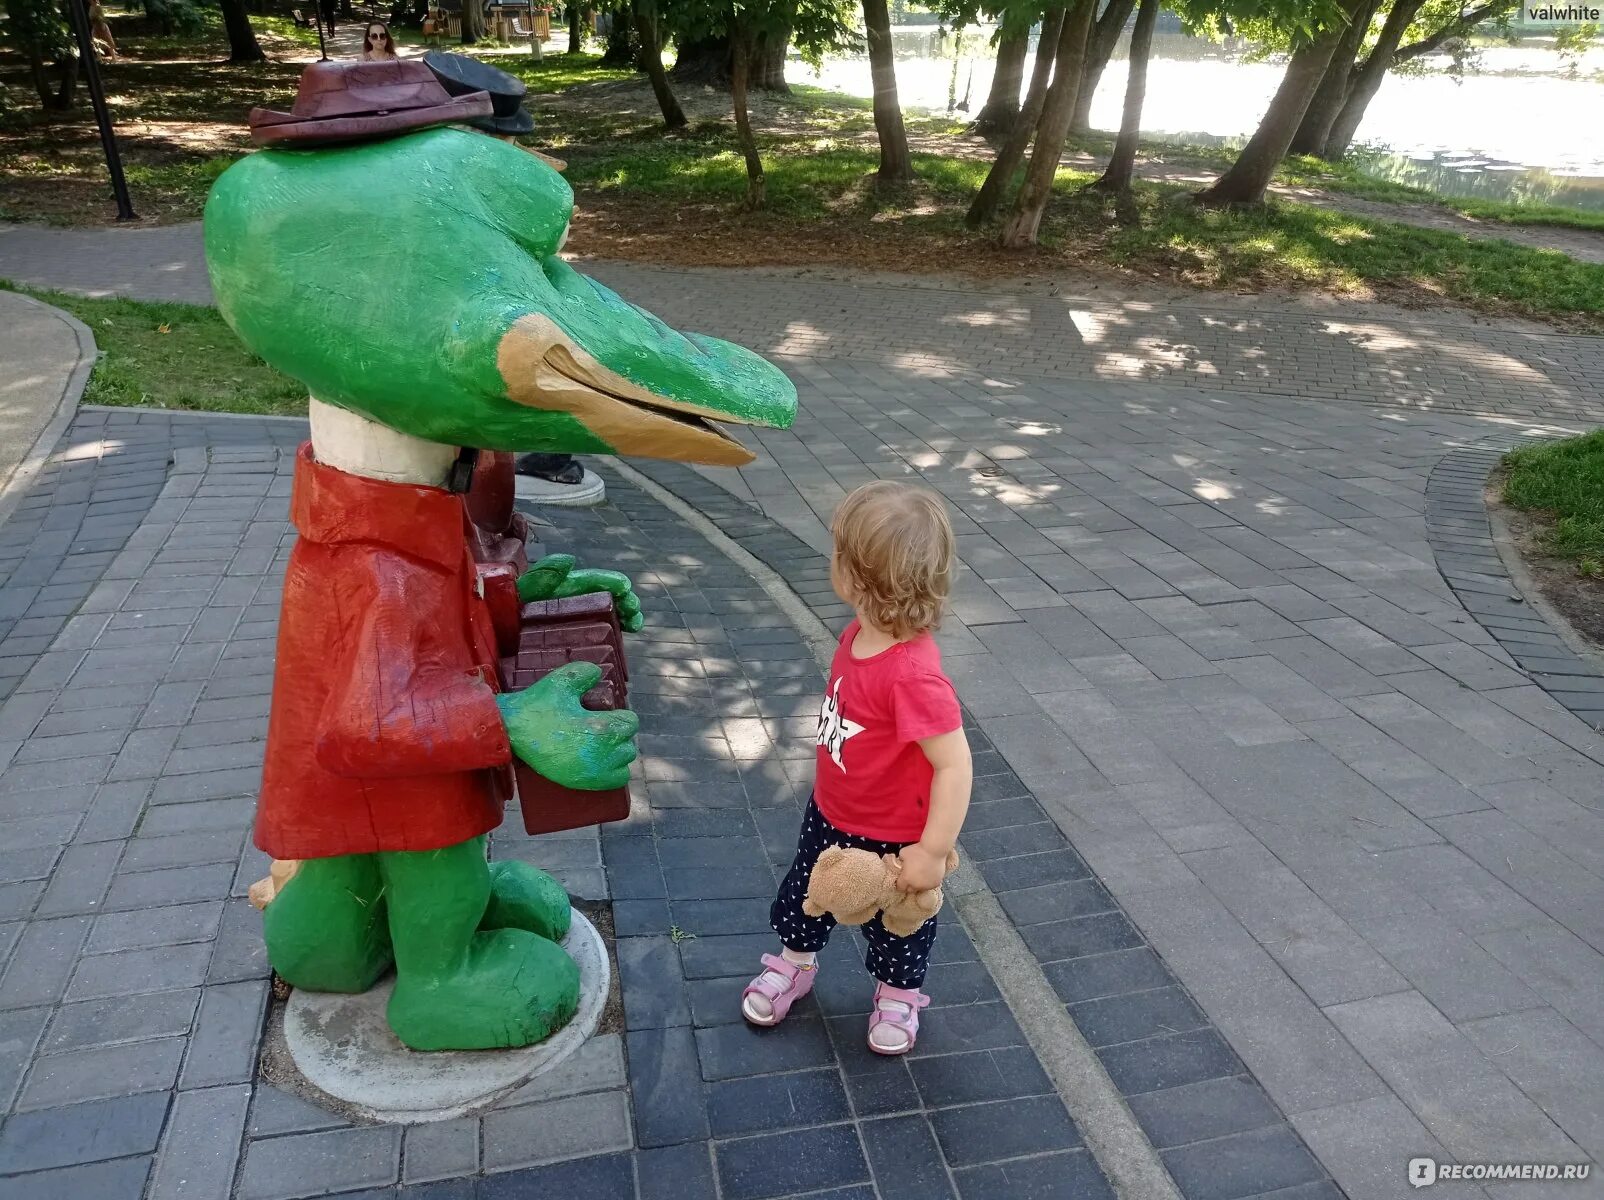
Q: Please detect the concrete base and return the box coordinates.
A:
[514,468,606,507]
[281,910,609,1123]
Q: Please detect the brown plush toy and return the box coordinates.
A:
[802,845,960,938]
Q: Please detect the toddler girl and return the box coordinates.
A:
[742,481,972,1054]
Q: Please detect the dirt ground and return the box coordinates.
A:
[1496,496,1604,654]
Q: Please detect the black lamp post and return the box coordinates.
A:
[63,0,137,221]
[315,15,330,59]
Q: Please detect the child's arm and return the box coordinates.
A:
[894,729,972,893]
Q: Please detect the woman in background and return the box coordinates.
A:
[361,21,399,59]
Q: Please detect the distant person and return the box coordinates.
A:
[89,2,117,57]
[361,21,398,59]
[319,0,337,40]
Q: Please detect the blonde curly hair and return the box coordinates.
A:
[831,481,955,639]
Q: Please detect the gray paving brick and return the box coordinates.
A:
[43,988,200,1052]
[715,1123,870,1200]
[1162,1124,1326,1200]
[104,862,234,910]
[237,1125,400,1200]
[0,1005,49,1112]
[1292,1094,1479,1200]
[248,1084,347,1137]
[0,915,89,1009]
[499,1033,626,1106]
[74,780,151,843]
[0,1156,152,1199]
[1325,989,1587,1164]
[402,1117,480,1185]
[33,840,122,917]
[207,897,270,984]
[86,901,222,954]
[181,978,268,1088]
[147,1083,251,1200]
[0,1091,170,1174]
[1120,881,1386,1114]
[1351,910,1543,1022]
[1461,1007,1604,1165]
[482,1089,633,1173]
[17,1034,185,1109]
[67,941,211,1001]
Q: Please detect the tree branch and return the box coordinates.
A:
[1392,0,1514,64]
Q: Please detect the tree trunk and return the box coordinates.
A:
[756,25,790,91]
[460,0,485,44]
[27,55,54,110]
[219,0,266,62]
[598,4,634,65]
[568,3,582,50]
[632,0,686,128]
[1071,0,1135,134]
[730,25,765,210]
[671,34,729,82]
[862,0,912,183]
[1322,0,1425,158]
[1091,0,1155,194]
[1195,0,1365,208]
[966,5,1066,227]
[1288,0,1377,155]
[972,15,1028,135]
[998,0,1095,247]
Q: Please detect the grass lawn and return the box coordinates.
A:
[2,282,306,416]
[560,132,1604,332]
[1505,433,1604,574]
[1276,155,1604,234]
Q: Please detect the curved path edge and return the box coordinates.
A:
[0,293,95,533]
[1425,445,1604,733]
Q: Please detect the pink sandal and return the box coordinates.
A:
[741,953,816,1027]
[868,982,930,1055]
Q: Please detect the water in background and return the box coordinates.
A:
[802,29,1604,211]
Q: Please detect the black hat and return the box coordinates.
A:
[424,50,533,136]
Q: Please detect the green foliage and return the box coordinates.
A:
[1505,432,1604,567]
[1169,0,1348,47]
[142,0,206,34]
[1554,20,1598,76]
[659,0,856,60]
[0,0,74,68]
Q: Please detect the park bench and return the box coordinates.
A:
[291,9,315,26]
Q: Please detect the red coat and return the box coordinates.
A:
[255,444,514,859]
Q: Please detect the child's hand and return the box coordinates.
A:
[892,842,950,893]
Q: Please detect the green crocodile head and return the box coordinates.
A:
[202,126,796,464]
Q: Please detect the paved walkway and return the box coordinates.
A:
[1,232,1603,1198]
[0,292,90,513]
[5,221,1604,424]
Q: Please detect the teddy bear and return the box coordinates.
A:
[802,845,960,938]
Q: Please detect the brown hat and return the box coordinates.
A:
[249,59,493,147]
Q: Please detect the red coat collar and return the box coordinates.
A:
[290,441,467,569]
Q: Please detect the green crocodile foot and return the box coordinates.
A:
[387,928,580,1051]
[483,859,572,943]
[263,853,393,994]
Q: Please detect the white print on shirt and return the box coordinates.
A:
[816,677,864,771]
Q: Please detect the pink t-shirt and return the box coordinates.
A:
[814,619,963,843]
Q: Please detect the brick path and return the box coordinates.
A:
[0,232,1602,1198]
[641,356,1604,1200]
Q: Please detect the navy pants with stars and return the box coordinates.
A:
[770,797,938,990]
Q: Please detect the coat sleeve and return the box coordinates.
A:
[313,549,512,779]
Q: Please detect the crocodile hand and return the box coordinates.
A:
[517,553,643,633]
[496,661,639,790]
